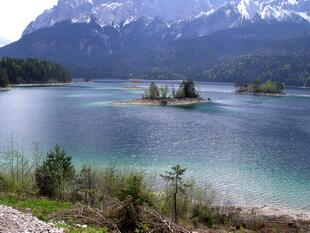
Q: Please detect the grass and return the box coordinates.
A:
[0,195,72,221]
[0,194,108,232]
[67,227,109,233]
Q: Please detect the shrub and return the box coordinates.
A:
[192,204,215,227]
[117,173,154,231]
[101,165,124,199]
[119,173,153,206]
[0,145,37,196]
[35,145,75,200]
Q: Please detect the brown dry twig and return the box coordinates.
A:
[51,202,193,233]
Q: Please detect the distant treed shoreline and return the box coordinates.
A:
[0,57,71,88]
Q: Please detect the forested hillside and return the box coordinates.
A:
[0,58,71,87]
[1,21,310,86]
[203,51,310,87]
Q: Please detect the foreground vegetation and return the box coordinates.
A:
[0,57,71,88]
[0,143,309,233]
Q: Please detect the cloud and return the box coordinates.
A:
[0,0,57,43]
[0,36,12,48]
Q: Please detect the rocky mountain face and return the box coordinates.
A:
[23,0,310,37]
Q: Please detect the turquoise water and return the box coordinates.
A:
[0,81,309,214]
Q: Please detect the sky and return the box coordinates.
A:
[0,0,58,47]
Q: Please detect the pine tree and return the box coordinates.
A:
[149,82,159,99]
[0,68,9,87]
[161,165,187,223]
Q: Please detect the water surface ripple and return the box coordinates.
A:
[0,81,309,214]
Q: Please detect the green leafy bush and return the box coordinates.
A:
[35,145,75,199]
[117,172,154,231]
[0,146,37,196]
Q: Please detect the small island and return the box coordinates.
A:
[0,57,71,90]
[117,80,210,106]
[235,80,285,96]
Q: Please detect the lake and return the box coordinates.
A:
[0,81,309,215]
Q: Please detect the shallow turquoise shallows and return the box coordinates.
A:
[0,81,309,214]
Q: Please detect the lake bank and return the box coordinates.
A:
[1,83,71,91]
[0,87,11,91]
[114,97,211,106]
[239,205,310,221]
[1,197,309,233]
[235,92,286,97]
[11,82,71,88]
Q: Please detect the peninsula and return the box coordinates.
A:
[0,57,71,89]
[117,80,210,106]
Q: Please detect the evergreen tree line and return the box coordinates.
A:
[145,80,200,99]
[204,52,310,87]
[0,57,71,87]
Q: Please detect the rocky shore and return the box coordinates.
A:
[1,203,309,233]
[115,97,211,106]
[0,205,63,233]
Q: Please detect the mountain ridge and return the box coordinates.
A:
[23,0,310,37]
[2,18,309,84]
[1,0,310,86]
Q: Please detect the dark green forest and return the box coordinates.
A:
[235,80,284,94]
[1,21,310,86]
[204,51,310,87]
[0,58,71,87]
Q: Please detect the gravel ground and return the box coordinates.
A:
[0,205,64,233]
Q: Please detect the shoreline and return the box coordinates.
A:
[236,204,310,221]
[235,91,286,97]
[11,82,72,88]
[0,87,11,91]
[114,98,211,106]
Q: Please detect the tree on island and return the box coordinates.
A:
[161,165,187,223]
[84,74,92,82]
[149,82,159,99]
[0,68,9,88]
[303,76,310,87]
[144,80,201,100]
[176,80,199,98]
[160,85,170,99]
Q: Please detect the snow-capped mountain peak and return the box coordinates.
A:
[22,0,310,37]
[237,0,260,20]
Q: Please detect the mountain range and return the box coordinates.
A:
[22,0,310,36]
[0,0,310,85]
